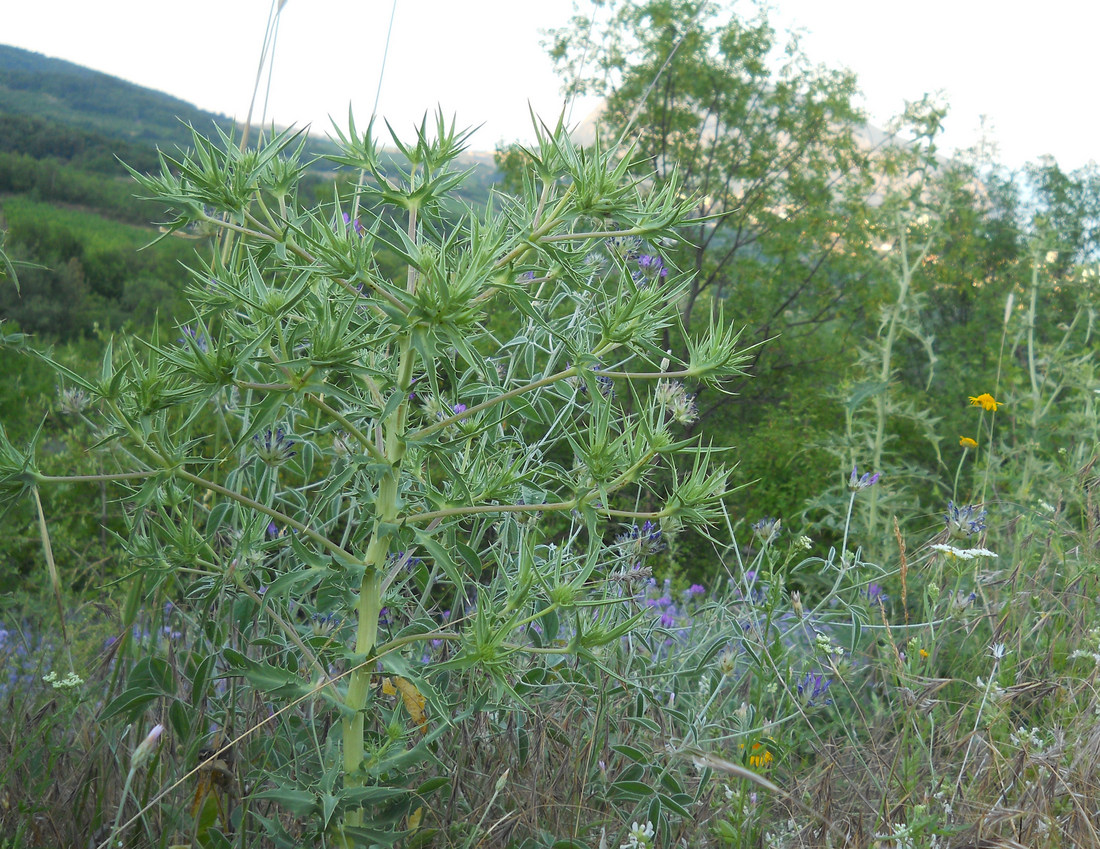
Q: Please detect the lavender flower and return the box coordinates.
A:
[847,465,880,492]
[341,211,365,237]
[796,671,833,707]
[634,254,669,286]
[865,583,889,606]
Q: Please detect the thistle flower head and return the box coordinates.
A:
[655,379,698,425]
[752,516,782,546]
[57,386,91,415]
[633,254,670,287]
[253,427,296,466]
[178,325,208,353]
[604,234,642,261]
[944,501,986,540]
[567,363,615,398]
[615,520,664,565]
[847,465,880,492]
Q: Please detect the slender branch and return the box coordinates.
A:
[403,500,578,525]
[36,471,158,484]
[304,394,387,463]
[408,365,579,441]
[174,469,360,565]
[540,226,653,244]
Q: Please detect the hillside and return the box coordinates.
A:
[0,44,237,153]
[0,44,504,341]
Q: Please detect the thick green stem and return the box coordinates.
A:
[867,221,911,534]
[341,228,419,831]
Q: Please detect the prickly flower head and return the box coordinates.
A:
[945,501,987,540]
[752,516,782,546]
[615,521,664,566]
[57,386,91,415]
[654,379,698,425]
[847,465,880,492]
[253,427,296,466]
[604,233,642,261]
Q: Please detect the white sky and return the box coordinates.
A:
[2,0,1097,170]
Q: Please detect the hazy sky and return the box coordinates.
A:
[3,0,1096,170]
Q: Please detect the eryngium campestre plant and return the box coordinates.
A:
[10,114,753,846]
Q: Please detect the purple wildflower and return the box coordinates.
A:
[178,325,208,353]
[847,466,880,492]
[945,501,987,539]
[796,671,833,707]
[253,427,296,466]
[341,212,365,237]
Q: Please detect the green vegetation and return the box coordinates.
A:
[0,44,236,153]
[3,3,1100,848]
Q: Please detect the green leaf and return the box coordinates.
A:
[412,529,465,588]
[415,777,451,796]
[611,744,650,764]
[610,779,653,798]
[168,699,192,739]
[190,653,215,700]
[661,793,693,818]
[223,648,311,698]
[251,787,317,816]
[99,688,159,722]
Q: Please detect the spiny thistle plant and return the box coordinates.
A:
[0,114,753,845]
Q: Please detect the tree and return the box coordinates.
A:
[539,0,943,523]
[548,1,880,361]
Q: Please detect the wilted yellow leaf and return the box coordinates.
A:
[380,675,428,733]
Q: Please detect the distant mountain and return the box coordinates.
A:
[0,43,499,188]
[0,44,237,154]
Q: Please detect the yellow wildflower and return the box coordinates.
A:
[968,393,1002,412]
[959,436,978,449]
[740,741,774,769]
[919,648,929,659]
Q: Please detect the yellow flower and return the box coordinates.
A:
[741,741,774,769]
[968,393,1002,412]
[919,648,929,659]
[959,436,978,449]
